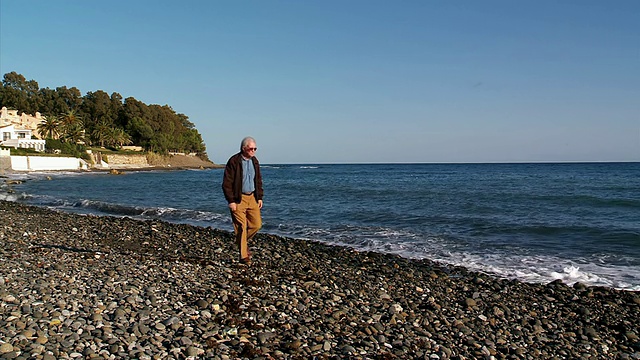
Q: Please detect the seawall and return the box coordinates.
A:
[5,156,89,171]
[0,153,219,172]
[105,154,149,168]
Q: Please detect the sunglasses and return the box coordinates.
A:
[246,147,258,151]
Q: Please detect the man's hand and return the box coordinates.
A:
[258,200,263,209]
[229,203,237,211]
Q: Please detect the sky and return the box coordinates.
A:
[1,1,638,164]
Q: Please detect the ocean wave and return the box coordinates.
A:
[268,222,640,291]
[76,199,146,216]
[443,253,640,291]
[14,193,230,229]
[69,200,230,227]
[140,206,228,224]
[0,192,19,202]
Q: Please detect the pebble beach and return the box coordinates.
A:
[1,201,639,360]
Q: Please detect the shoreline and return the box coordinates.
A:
[1,163,223,176]
[0,152,224,174]
[1,201,639,359]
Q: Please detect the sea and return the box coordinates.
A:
[2,162,639,291]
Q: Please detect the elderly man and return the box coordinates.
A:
[222,136,263,265]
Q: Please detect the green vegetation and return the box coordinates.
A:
[7,146,90,160]
[8,147,39,156]
[45,139,92,161]
[0,72,209,159]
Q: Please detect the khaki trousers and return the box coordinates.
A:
[230,193,262,260]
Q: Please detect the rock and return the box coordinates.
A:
[186,346,200,357]
[257,332,276,344]
[573,282,587,291]
[389,303,403,315]
[0,343,13,354]
[196,299,209,309]
[626,332,640,342]
[342,345,357,354]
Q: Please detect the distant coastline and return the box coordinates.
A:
[0,153,223,173]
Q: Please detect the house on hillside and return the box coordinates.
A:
[0,106,44,138]
[0,124,46,152]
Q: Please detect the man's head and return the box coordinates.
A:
[240,136,258,158]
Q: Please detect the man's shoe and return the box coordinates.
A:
[240,257,252,266]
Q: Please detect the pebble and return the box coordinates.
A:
[1,200,639,359]
[0,343,13,353]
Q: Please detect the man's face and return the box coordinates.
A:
[242,142,257,158]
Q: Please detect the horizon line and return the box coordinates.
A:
[259,160,640,165]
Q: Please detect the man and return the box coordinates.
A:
[222,136,263,265]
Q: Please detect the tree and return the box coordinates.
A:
[126,117,154,149]
[82,90,112,130]
[60,122,85,144]
[59,109,83,128]
[1,72,33,113]
[58,110,85,144]
[56,86,82,112]
[39,88,62,116]
[110,92,124,127]
[111,127,132,148]
[37,115,60,139]
[2,72,211,160]
[90,121,111,147]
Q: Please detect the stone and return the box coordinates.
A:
[186,347,200,357]
[196,299,209,309]
[0,343,13,354]
[389,304,403,315]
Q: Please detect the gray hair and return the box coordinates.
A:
[240,136,256,150]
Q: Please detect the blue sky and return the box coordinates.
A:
[1,1,638,164]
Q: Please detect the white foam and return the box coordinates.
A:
[0,192,18,202]
[282,224,640,291]
[430,252,640,291]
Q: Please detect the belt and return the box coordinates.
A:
[242,192,254,195]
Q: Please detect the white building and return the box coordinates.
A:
[0,124,46,152]
[0,106,44,137]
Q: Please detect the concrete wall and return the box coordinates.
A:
[10,156,89,171]
[0,156,10,172]
[106,154,149,168]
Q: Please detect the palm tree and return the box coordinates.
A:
[104,127,132,149]
[113,128,133,148]
[58,110,86,144]
[91,121,111,147]
[37,115,60,139]
[60,122,85,144]
[59,109,83,128]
